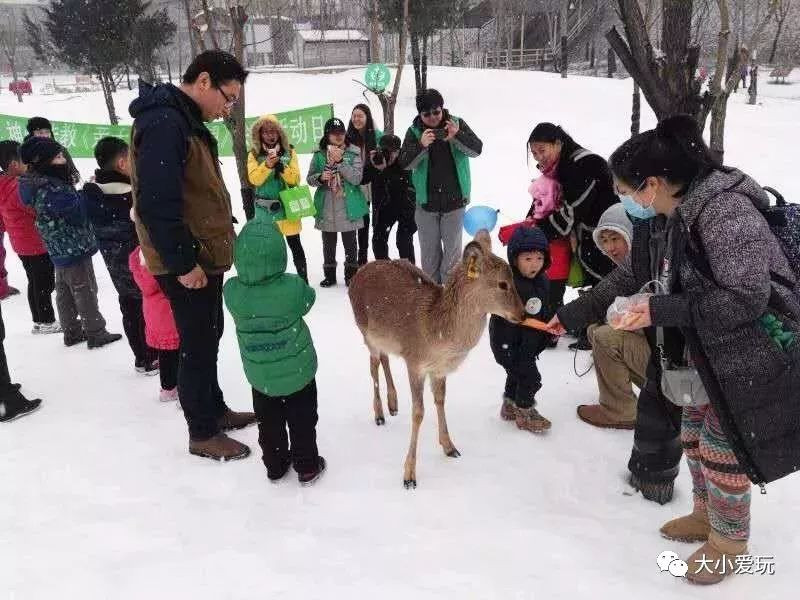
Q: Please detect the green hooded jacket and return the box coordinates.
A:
[223,206,317,396]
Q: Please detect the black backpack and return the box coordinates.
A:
[760,187,800,285]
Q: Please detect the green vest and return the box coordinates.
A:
[223,209,317,396]
[311,148,368,221]
[407,116,472,207]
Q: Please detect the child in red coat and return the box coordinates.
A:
[129,246,180,402]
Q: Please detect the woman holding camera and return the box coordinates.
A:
[307,118,367,288]
[247,115,307,282]
[399,89,483,284]
[347,104,382,266]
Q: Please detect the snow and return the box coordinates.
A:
[2,66,799,599]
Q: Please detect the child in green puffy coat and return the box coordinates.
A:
[223,207,326,485]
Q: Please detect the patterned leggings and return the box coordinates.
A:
[681,404,751,540]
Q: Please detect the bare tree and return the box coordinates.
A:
[608,0,778,161]
[0,7,25,103]
[768,0,793,63]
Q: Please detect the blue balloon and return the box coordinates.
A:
[463,205,498,235]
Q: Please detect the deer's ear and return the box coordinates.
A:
[473,229,492,252]
[462,241,484,280]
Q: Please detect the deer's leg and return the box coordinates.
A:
[381,353,398,417]
[370,354,385,426]
[432,376,460,458]
[403,370,425,489]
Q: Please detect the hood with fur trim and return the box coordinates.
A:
[250,115,290,157]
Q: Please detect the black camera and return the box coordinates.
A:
[371,150,386,167]
[433,128,448,141]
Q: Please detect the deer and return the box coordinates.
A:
[347,230,525,489]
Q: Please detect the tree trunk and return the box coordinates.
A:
[748,64,758,104]
[380,0,410,134]
[183,0,198,58]
[607,46,615,78]
[99,70,119,125]
[590,42,595,69]
[411,32,422,93]
[631,81,641,136]
[768,17,786,64]
[560,0,568,78]
[709,92,729,163]
[560,34,567,77]
[421,33,428,89]
[370,0,380,62]
[167,57,173,84]
[126,64,132,89]
[226,4,251,217]
[10,59,22,103]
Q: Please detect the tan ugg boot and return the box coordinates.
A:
[685,530,749,586]
[515,406,552,433]
[660,510,711,543]
[500,398,516,421]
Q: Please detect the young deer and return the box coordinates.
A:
[348,230,525,488]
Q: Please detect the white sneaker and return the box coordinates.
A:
[32,322,63,335]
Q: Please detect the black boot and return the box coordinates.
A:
[344,263,359,287]
[568,328,592,351]
[0,387,42,422]
[319,266,337,288]
[296,261,309,285]
[87,330,123,349]
[64,329,87,347]
[298,456,327,486]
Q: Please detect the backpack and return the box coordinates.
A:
[760,187,800,284]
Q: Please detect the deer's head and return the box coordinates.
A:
[455,230,526,323]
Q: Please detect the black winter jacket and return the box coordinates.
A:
[83,170,139,297]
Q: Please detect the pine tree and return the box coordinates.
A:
[27,0,150,124]
[131,9,177,84]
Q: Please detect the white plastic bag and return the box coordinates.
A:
[606,293,652,330]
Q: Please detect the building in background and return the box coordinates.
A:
[294,29,368,68]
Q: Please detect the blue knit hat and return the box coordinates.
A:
[507,225,550,271]
[19,136,63,169]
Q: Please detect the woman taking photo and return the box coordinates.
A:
[548,115,800,585]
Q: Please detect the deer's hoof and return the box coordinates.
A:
[403,479,417,489]
[389,409,398,416]
[375,416,386,426]
[446,448,461,458]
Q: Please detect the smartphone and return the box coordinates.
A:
[267,148,278,159]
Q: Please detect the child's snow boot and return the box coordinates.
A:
[87,330,123,349]
[660,510,711,543]
[298,456,327,486]
[268,459,292,483]
[344,263,359,287]
[500,397,516,421]
[159,388,178,403]
[515,406,551,432]
[685,530,748,586]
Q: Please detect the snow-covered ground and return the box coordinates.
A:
[2,67,798,599]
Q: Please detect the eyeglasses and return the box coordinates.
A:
[216,85,239,109]
[420,107,442,118]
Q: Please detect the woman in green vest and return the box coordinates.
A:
[306,118,367,288]
[399,89,483,285]
[347,104,383,266]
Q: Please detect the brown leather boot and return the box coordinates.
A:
[515,406,551,433]
[660,510,711,543]
[500,398,516,421]
[189,433,251,462]
[685,530,748,585]
[577,404,636,430]
[218,409,257,432]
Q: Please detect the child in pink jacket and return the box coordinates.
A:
[129,246,180,402]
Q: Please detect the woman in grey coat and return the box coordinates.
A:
[307,118,367,287]
[548,115,800,586]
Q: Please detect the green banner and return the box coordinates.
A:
[0,103,333,158]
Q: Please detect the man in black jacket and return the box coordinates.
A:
[130,50,256,462]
